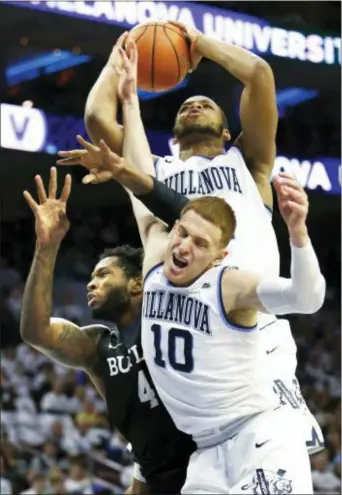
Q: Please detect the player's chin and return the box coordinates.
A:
[165,262,190,285]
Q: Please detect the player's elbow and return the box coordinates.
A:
[252,59,274,84]
[297,275,326,314]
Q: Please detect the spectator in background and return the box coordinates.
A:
[20,472,46,495]
[64,458,93,494]
[40,378,69,414]
[311,450,341,493]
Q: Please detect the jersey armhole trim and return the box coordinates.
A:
[217,266,257,332]
[143,262,164,285]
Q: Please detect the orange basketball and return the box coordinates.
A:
[126,22,191,92]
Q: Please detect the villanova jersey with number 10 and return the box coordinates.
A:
[155,147,279,277]
[142,263,278,440]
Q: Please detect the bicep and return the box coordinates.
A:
[32,318,99,370]
[221,269,265,313]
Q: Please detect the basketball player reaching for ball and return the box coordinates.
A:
[61,133,326,493]
[58,30,324,455]
[19,167,196,495]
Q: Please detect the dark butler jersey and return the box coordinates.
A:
[96,315,195,481]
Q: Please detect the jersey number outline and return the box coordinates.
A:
[138,370,159,409]
[151,324,194,373]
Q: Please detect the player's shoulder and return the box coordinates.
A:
[81,324,111,341]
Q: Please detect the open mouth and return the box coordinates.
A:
[172,253,188,269]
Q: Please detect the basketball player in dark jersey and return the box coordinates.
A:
[20,167,195,494]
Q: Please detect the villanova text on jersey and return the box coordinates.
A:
[143,290,211,335]
[163,166,243,196]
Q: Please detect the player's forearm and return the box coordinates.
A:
[256,240,326,315]
[135,176,189,227]
[122,97,155,176]
[85,65,123,152]
[20,243,59,345]
[198,36,270,85]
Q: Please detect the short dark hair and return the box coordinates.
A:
[99,245,143,279]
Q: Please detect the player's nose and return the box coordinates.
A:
[87,280,96,291]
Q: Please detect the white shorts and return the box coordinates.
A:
[181,407,313,494]
[273,376,325,455]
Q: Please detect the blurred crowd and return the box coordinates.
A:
[1,204,341,494]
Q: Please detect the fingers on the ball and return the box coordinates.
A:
[23,191,38,211]
[49,167,57,198]
[35,175,48,203]
[60,174,72,202]
[117,31,128,47]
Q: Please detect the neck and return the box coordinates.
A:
[178,139,224,161]
[115,297,142,331]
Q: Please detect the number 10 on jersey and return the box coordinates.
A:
[151,324,194,373]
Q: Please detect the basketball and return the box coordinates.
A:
[126,22,191,92]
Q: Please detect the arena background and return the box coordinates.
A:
[0,1,340,493]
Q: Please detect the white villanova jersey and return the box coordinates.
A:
[142,264,278,441]
[155,146,279,277]
[155,147,324,453]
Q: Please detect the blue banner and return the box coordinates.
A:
[3,1,340,65]
[1,103,340,195]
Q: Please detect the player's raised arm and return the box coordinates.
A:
[84,33,128,153]
[175,23,277,207]
[20,168,103,370]
[222,173,325,319]
[119,40,156,176]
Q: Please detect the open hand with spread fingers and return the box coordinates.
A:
[23,167,71,248]
[57,135,129,185]
[273,172,309,245]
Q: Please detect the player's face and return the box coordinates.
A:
[173,96,225,141]
[87,257,131,320]
[164,210,225,286]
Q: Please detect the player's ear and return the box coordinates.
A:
[223,129,231,142]
[129,276,143,297]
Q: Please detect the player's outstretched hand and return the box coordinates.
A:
[23,167,71,248]
[273,172,309,241]
[115,40,138,103]
[57,135,129,185]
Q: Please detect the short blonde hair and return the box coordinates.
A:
[181,196,236,247]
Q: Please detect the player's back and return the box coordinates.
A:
[142,263,278,443]
[155,146,279,277]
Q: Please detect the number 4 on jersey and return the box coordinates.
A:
[138,370,159,409]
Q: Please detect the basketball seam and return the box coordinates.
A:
[164,25,190,44]
[163,25,181,84]
[132,24,150,45]
[151,24,158,92]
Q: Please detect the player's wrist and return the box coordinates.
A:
[289,225,309,247]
